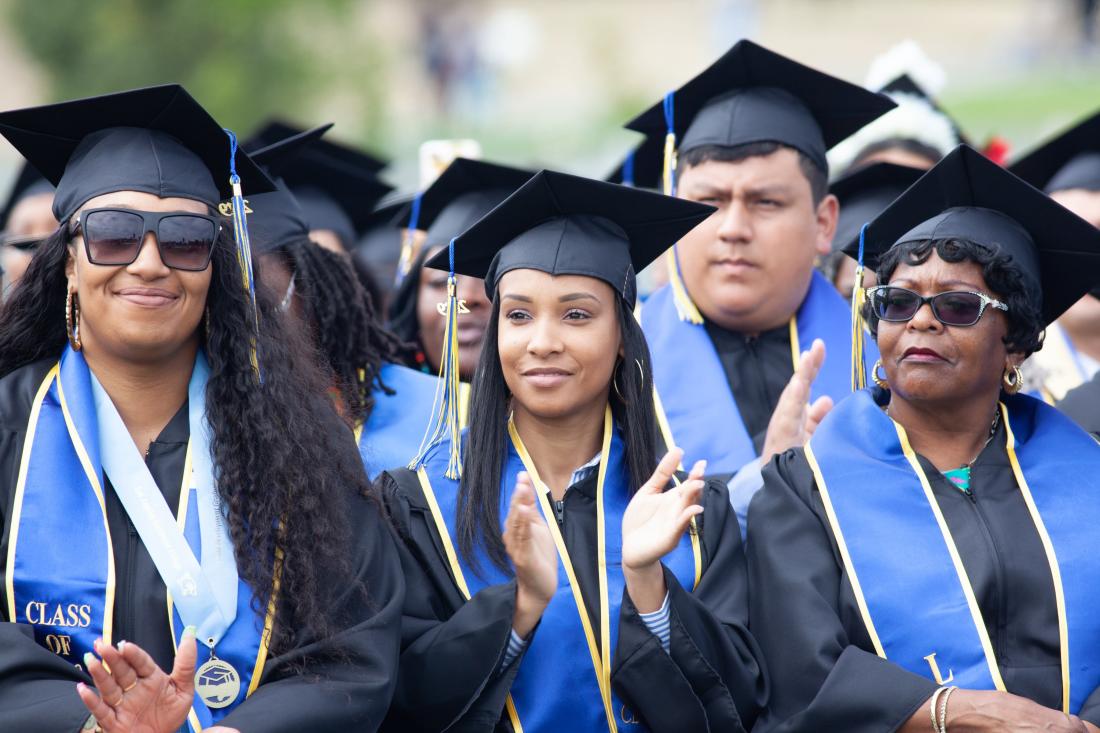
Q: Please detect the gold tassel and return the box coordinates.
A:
[408,240,465,478]
[850,223,870,391]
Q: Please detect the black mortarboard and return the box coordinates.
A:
[1,160,54,229]
[427,170,715,307]
[1010,109,1100,194]
[247,124,333,253]
[0,84,274,222]
[624,40,896,173]
[830,162,925,253]
[247,120,393,246]
[842,145,1100,326]
[606,134,664,189]
[400,158,535,250]
[247,120,388,173]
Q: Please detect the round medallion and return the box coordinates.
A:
[194,658,241,709]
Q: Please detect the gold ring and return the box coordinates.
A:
[106,693,123,707]
[122,681,138,693]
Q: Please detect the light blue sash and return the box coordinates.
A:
[5,348,271,730]
[641,270,871,474]
[807,390,1100,712]
[359,363,447,480]
[416,424,698,732]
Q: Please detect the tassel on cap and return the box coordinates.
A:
[395,191,425,287]
[223,129,262,382]
[851,222,870,391]
[408,237,464,478]
[660,90,705,324]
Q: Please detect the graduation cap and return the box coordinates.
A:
[625,39,896,174]
[0,84,274,222]
[841,144,1100,327]
[830,162,926,254]
[247,124,332,253]
[1,160,54,230]
[1010,109,1100,195]
[878,73,969,145]
[428,169,715,307]
[247,120,393,248]
[0,83,275,378]
[605,133,664,190]
[401,158,535,250]
[624,40,894,323]
[415,170,715,478]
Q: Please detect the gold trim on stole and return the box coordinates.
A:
[5,365,58,622]
[510,407,619,732]
[999,403,1070,712]
[805,417,1007,690]
[415,467,525,732]
[57,367,118,648]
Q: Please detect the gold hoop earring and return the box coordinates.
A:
[612,366,628,404]
[65,290,82,351]
[1002,364,1023,395]
[872,359,888,390]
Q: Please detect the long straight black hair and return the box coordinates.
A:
[456,291,659,576]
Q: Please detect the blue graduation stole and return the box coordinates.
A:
[641,270,873,473]
[4,348,274,730]
[414,409,700,732]
[357,363,468,480]
[806,389,1100,713]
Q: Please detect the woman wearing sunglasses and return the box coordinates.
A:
[748,146,1100,733]
[0,86,402,733]
[378,171,766,733]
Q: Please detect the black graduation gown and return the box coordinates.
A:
[747,415,1100,732]
[0,358,404,733]
[377,467,766,733]
[1057,372,1100,435]
[703,321,793,454]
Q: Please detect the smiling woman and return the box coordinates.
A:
[376,170,766,733]
[748,146,1100,733]
[0,86,402,733]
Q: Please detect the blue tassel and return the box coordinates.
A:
[223,129,262,383]
[395,192,425,288]
[622,149,636,188]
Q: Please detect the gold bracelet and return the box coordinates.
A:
[929,686,949,732]
[938,685,959,732]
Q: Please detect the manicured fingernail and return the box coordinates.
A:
[83,651,95,667]
[117,640,127,652]
[183,625,197,637]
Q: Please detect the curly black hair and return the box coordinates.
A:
[866,237,1045,356]
[275,236,407,425]
[0,224,371,653]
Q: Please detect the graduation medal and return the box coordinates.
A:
[195,655,241,709]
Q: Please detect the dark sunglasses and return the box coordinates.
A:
[69,207,221,272]
[867,285,1009,327]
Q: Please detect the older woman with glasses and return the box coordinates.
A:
[747,146,1100,733]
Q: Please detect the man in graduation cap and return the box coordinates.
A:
[821,162,926,297]
[624,40,895,530]
[1010,109,1100,412]
[0,159,57,291]
[388,157,532,381]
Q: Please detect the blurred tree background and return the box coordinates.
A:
[4,0,387,141]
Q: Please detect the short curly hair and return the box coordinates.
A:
[866,238,1045,356]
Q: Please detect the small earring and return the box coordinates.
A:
[1002,364,1023,395]
[65,290,82,351]
[872,359,888,390]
